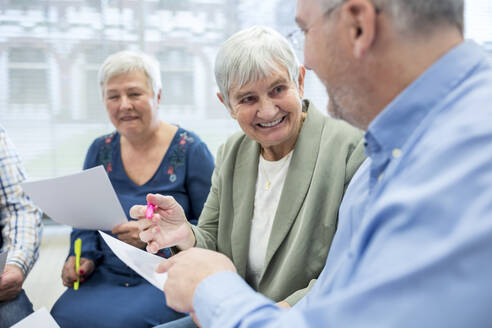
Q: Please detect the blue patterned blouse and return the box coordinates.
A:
[68,127,214,285]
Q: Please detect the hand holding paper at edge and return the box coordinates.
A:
[99,231,167,290]
[154,247,237,313]
[21,166,127,230]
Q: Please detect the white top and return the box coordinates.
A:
[246,151,293,288]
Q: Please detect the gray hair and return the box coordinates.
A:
[214,26,300,111]
[318,0,464,36]
[98,50,162,100]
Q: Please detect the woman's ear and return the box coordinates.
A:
[217,92,237,119]
[297,65,306,99]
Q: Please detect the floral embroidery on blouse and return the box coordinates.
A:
[167,132,194,183]
[98,132,116,173]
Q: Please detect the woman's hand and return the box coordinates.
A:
[112,221,147,249]
[61,256,95,287]
[130,194,195,253]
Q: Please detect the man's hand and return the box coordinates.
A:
[130,194,195,253]
[156,248,237,313]
[61,256,95,287]
[112,220,147,249]
[0,264,24,301]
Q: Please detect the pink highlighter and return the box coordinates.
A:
[145,202,156,219]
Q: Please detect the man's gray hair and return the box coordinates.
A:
[318,0,464,35]
[215,26,300,111]
[98,50,162,100]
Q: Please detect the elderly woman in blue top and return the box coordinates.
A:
[50,51,215,328]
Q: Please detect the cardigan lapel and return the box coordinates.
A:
[231,138,260,277]
[261,101,324,281]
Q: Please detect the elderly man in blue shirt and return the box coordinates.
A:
[138,0,492,327]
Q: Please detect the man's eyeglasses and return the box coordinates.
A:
[287,0,345,51]
[286,1,380,51]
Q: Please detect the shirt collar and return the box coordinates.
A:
[365,40,485,158]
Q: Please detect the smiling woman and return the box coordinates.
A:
[133,26,366,328]
[224,66,305,161]
[49,51,215,328]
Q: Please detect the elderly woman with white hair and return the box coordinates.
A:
[133,26,366,328]
[50,50,215,327]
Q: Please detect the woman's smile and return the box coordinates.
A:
[257,115,287,128]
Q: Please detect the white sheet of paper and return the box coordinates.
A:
[99,231,168,290]
[0,250,7,274]
[11,307,60,328]
[22,166,127,230]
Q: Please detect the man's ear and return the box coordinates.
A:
[341,0,377,59]
[217,92,237,119]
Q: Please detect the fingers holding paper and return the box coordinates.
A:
[156,248,237,313]
[112,220,147,249]
[61,256,94,287]
[130,194,196,253]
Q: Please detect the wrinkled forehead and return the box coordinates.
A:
[228,62,291,95]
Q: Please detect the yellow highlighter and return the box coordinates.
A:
[74,238,82,290]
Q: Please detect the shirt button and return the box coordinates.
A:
[392,148,403,158]
[124,283,129,287]
[378,173,384,181]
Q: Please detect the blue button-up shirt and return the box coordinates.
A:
[193,40,492,327]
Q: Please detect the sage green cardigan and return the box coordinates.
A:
[191,99,365,305]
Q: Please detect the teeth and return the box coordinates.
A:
[259,117,283,127]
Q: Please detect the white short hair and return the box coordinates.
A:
[214,26,300,111]
[98,50,162,99]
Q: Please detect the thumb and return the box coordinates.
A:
[156,259,173,274]
[147,194,178,210]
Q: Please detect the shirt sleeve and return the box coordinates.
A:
[0,126,43,276]
[194,271,311,328]
[185,139,215,224]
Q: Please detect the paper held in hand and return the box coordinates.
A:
[99,231,168,290]
[22,165,127,230]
